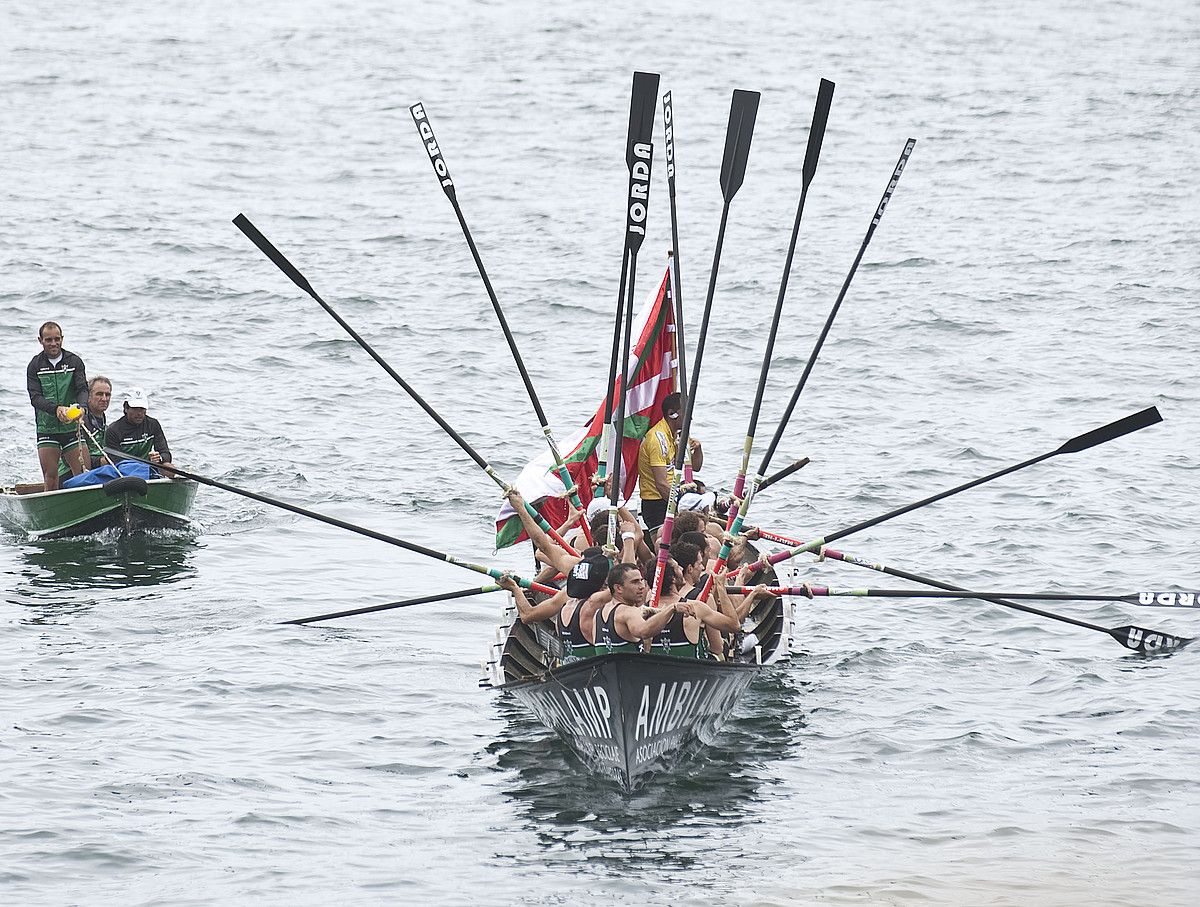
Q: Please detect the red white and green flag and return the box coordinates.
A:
[495,269,677,549]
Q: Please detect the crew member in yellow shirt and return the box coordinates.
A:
[636,392,703,529]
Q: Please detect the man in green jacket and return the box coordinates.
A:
[26,321,88,491]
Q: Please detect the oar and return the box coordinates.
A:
[731,78,834,507]
[662,91,687,403]
[76,418,120,471]
[649,88,759,606]
[231,214,578,557]
[103,448,559,595]
[726,584,1200,606]
[598,73,659,493]
[284,585,499,626]
[409,103,593,546]
[607,70,660,550]
[702,131,915,602]
[756,457,810,494]
[795,543,1188,654]
[746,406,1164,573]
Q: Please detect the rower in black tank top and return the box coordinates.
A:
[556,599,595,658]
[596,602,639,654]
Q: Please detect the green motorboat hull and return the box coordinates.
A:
[0,478,198,540]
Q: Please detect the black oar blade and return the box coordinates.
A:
[1056,406,1162,455]
[1130,591,1200,608]
[233,214,316,299]
[627,71,661,170]
[801,79,835,187]
[719,89,761,201]
[1109,625,1191,654]
[625,142,654,255]
[409,102,455,197]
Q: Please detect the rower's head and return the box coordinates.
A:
[669,540,705,584]
[662,392,684,433]
[38,321,64,357]
[672,510,706,539]
[122,387,149,424]
[88,376,112,414]
[567,551,611,600]
[607,562,647,606]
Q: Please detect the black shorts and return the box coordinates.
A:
[37,430,81,452]
[641,498,668,529]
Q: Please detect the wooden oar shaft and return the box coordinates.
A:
[232,214,578,557]
[284,585,498,625]
[726,585,1137,603]
[409,103,592,545]
[756,137,916,479]
[103,448,559,595]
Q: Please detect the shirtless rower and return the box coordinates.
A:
[501,550,612,662]
[670,540,772,659]
[594,563,679,654]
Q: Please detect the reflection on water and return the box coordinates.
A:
[6,529,198,613]
[486,669,808,864]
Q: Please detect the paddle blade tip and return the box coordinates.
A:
[1058,405,1163,454]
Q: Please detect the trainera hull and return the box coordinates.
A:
[0,478,198,540]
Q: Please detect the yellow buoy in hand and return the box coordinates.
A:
[65,405,84,421]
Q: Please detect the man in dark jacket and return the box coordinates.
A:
[106,387,174,473]
[26,321,88,490]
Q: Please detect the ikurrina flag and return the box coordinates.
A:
[495,269,677,549]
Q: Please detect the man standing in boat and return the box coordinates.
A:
[106,387,174,473]
[26,321,89,491]
[636,393,703,530]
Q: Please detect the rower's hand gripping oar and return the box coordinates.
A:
[606,70,661,552]
[649,88,759,606]
[231,214,579,557]
[746,406,1164,575]
[104,447,558,596]
[409,103,594,547]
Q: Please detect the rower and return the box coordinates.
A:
[105,387,175,473]
[502,551,613,662]
[670,540,772,658]
[595,563,678,653]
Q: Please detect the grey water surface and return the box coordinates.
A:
[2,0,1198,903]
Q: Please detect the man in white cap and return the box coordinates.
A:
[105,387,174,472]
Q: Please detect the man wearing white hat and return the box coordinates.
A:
[105,387,174,472]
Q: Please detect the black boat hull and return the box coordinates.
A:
[502,652,759,790]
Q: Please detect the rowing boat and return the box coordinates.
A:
[0,476,197,540]
[481,587,795,790]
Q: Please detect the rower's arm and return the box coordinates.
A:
[517,588,568,625]
[506,490,577,577]
[623,602,678,641]
[690,599,739,634]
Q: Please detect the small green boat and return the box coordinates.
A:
[0,476,198,540]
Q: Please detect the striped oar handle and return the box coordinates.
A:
[726,585,826,596]
[545,427,593,547]
[449,558,559,597]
